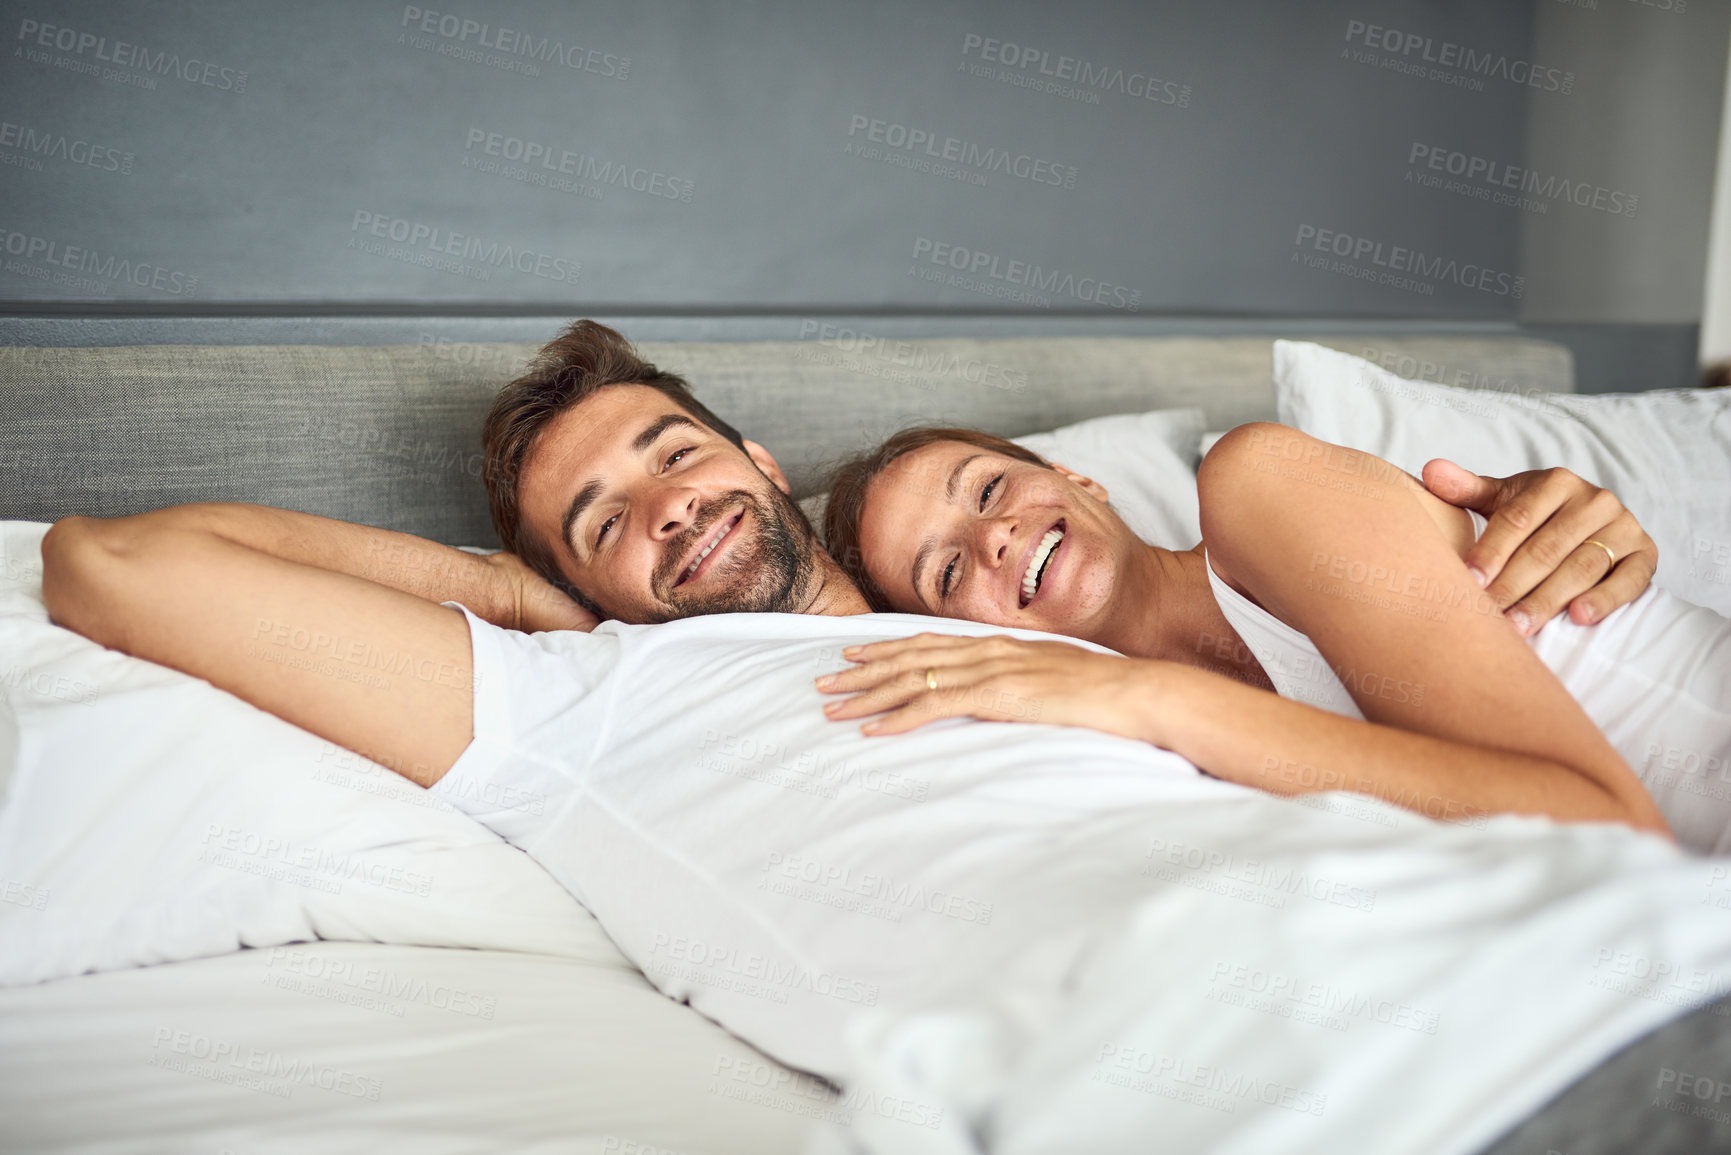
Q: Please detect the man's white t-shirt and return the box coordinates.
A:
[428,606,1216,1069]
[425,605,1731,1155]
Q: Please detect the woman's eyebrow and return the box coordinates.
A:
[911,537,938,602]
[946,454,984,501]
[908,454,986,599]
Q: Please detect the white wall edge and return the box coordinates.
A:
[1702,21,1731,366]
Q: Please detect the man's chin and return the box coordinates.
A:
[665,562,799,618]
[644,489,816,621]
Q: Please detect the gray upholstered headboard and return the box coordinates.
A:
[0,335,1572,547]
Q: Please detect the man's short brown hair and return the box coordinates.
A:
[481,320,745,610]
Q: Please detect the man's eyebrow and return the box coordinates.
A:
[633,413,700,453]
[561,414,703,555]
[561,479,605,555]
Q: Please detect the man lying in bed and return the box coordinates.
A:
[42,321,1654,797]
[38,320,1723,1154]
[39,321,1656,795]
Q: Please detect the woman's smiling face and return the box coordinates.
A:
[855,439,1140,636]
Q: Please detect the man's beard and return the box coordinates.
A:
[647,486,818,621]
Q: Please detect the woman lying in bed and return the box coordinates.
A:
[816,423,1731,853]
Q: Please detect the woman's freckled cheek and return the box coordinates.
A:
[1041,536,1111,626]
[960,587,1010,627]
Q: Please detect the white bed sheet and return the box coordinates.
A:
[0,938,826,1154]
[0,518,825,1153]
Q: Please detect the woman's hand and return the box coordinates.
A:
[815,632,1168,742]
[482,551,600,633]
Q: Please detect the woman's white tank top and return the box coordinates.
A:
[1206,510,1731,854]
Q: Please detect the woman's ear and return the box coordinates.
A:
[1048,460,1110,502]
[744,439,793,494]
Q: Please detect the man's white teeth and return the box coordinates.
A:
[687,520,733,578]
[1021,528,1064,602]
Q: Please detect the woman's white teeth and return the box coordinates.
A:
[687,521,733,578]
[1021,528,1064,602]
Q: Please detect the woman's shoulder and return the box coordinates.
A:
[1197,422,1407,503]
[1197,423,1475,563]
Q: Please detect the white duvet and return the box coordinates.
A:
[430,600,1731,1155]
[11,518,1731,1155]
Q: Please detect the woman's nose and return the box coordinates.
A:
[975,517,1016,567]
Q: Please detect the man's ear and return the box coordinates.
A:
[744,439,792,494]
[1049,460,1110,502]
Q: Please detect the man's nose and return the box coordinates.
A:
[647,484,701,540]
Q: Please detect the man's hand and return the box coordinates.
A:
[1421,460,1657,635]
[482,552,600,633]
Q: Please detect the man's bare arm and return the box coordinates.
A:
[37,505,590,787]
[69,503,599,633]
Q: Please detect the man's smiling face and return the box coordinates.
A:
[515,383,820,623]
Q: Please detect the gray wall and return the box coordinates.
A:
[0,0,1725,386]
[1521,0,1729,325]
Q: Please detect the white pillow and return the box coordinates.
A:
[1275,340,1731,615]
[803,408,1206,552]
[1013,408,1204,550]
[0,521,608,986]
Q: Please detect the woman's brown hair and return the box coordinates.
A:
[823,427,1046,611]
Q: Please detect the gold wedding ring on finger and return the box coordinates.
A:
[925,668,939,692]
[1582,538,1617,569]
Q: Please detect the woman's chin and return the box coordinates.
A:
[964,605,1027,630]
[1026,556,1115,636]
[1013,588,1088,636]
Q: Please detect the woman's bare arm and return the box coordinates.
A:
[1196,423,1668,836]
[818,629,1668,834]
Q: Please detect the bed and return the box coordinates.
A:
[6,330,1729,1154]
